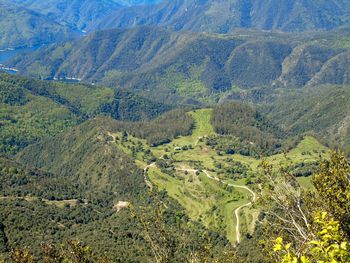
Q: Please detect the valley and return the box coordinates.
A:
[106,109,329,244]
[1,0,350,261]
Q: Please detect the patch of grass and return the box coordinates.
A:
[148,167,244,241]
[112,108,330,244]
[229,136,329,170]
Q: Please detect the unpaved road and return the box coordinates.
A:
[203,169,256,243]
[143,162,156,190]
[177,168,256,243]
[145,161,256,243]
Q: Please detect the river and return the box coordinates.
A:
[0,45,41,74]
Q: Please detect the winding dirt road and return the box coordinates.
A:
[202,170,256,243]
[146,164,256,243]
[143,162,156,190]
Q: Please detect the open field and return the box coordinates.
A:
[109,108,330,243]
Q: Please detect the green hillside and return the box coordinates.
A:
[2,117,228,261]
[0,74,171,155]
[11,26,350,105]
[265,85,350,155]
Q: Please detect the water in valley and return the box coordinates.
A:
[0,45,41,74]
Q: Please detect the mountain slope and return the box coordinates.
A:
[9,116,228,260]
[16,117,146,192]
[0,73,170,155]
[96,0,350,33]
[265,85,350,155]
[9,27,297,103]
[9,0,123,31]
[0,1,79,49]
[11,26,350,104]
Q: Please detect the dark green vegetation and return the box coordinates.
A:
[210,102,284,157]
[265,85,350,156]
[96,0,350,33]
[0,73,170,155]
[10,26,350,105]
[1,117,229,261]
[0,1,79,49]
[114,109,194,146]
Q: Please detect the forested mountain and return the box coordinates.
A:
[0,73,170,155]
[265,85,350,156]
[0,1,79,49]
[9,0,161,31]
[96,0,350,33]
[10,26,350,104]
[210,102,285,156]
[9,0,123,31]
[0,118,228,261]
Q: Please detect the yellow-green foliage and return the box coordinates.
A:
[274,213,350,263]
[313,152,350,236]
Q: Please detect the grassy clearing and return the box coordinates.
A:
[147,167,245,241]
[228,136,329,171]
[154,109,216,152]
[110,108,330,244]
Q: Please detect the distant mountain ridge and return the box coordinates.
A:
[95,0,350,33]
[0,1,79,49]
[9,0,161,31]
[10,26,350,104]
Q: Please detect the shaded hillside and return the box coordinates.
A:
[16,117,146,193]
[10,117,228,261]
[96,0,350,33]
[0,1,79,49]
[265,85,350,155]
[209,102,285,156]
[114,109,195,146]
[11,26,350,103]
[0,73,170,155]
[9,0,123,31]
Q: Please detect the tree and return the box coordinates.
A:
[312,152,350,238]
[268,152,350,263]
[273,212,350,263]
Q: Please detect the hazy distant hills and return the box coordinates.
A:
[2,0,350,49]
[9,0,160,31]
[96,0,350,33]
[9,0,123,31]
[10,26,350,104]
[0,1,79,49]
